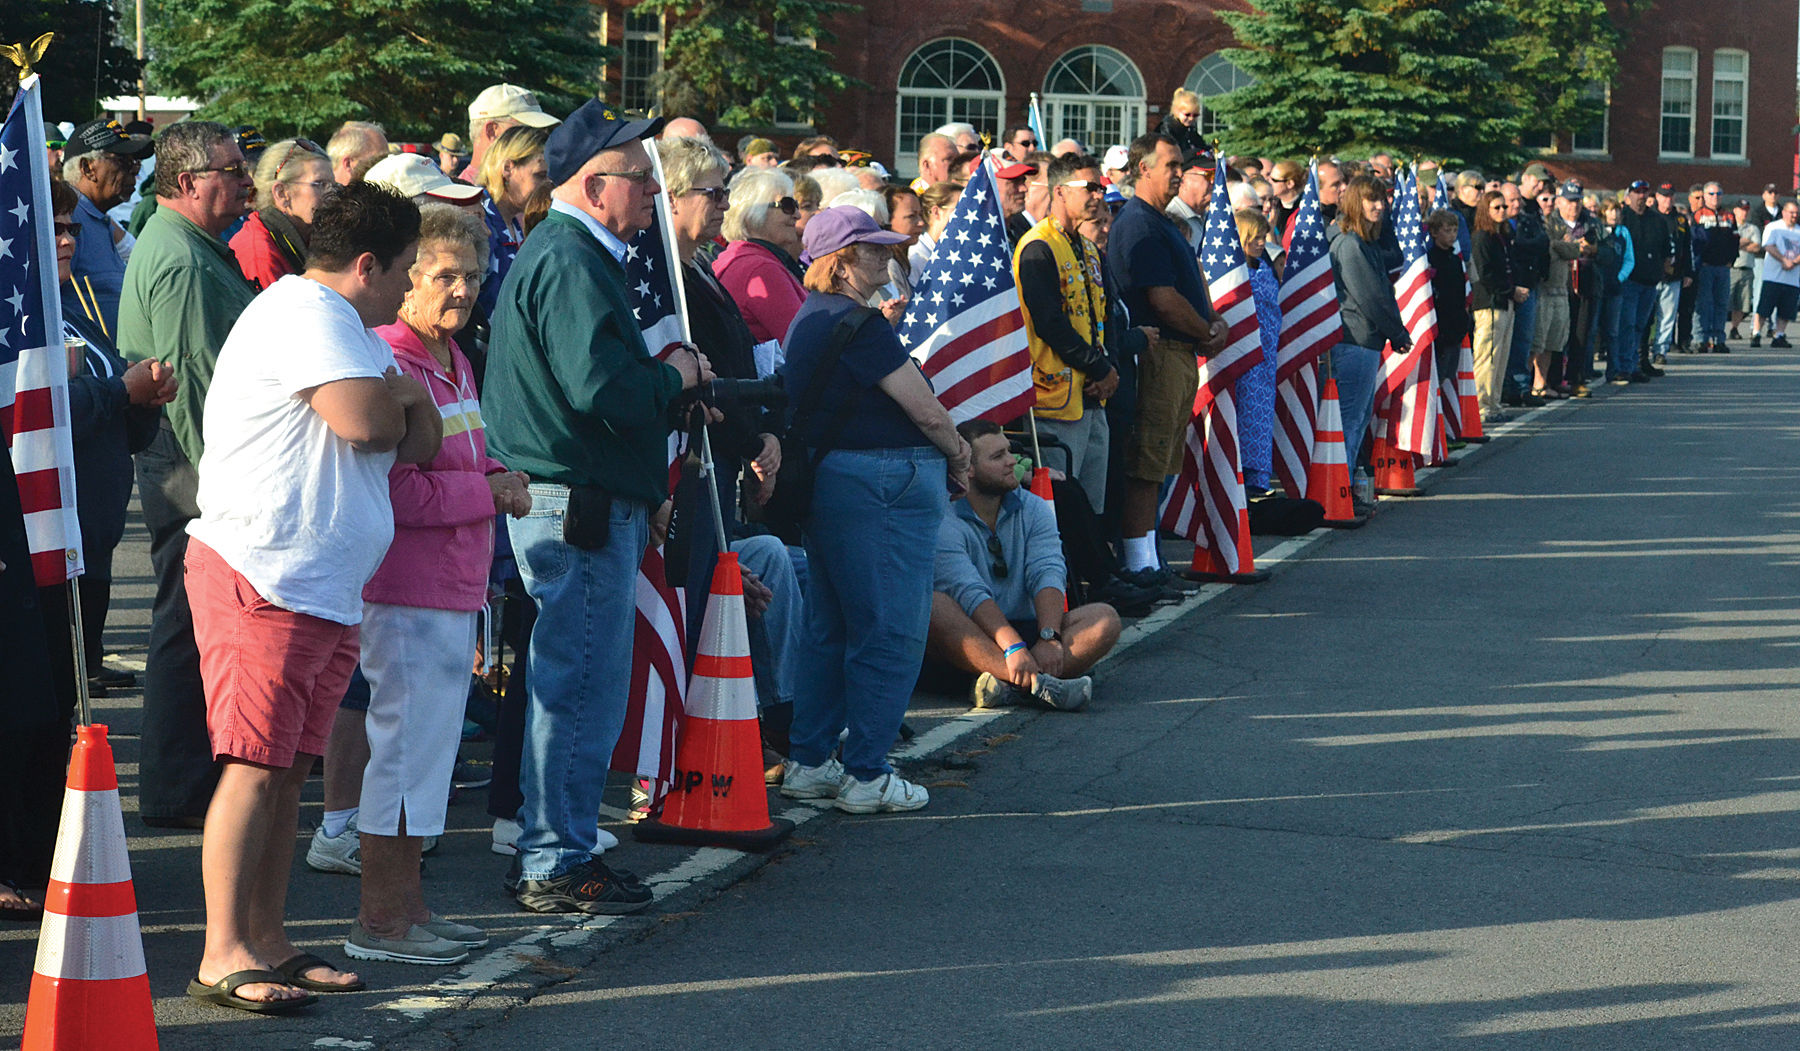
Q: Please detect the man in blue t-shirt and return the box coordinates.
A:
[1101,133,1226,587]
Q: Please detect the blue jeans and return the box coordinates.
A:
[1614,282,1656,377]
[732,533,803,709]
[1652,280,1680,355]
[1506,289,1539,392]
[510,484,648,881]
[1327,343,1382,471]
[790,447,947,782]
[1696,265,1731,342]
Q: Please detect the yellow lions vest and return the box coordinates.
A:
[1012,217,1106,421]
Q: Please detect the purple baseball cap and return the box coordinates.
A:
[799,205,909,264]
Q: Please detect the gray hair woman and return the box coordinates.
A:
[348,203,530,965]
[228,138,332,290]
[716,167,808,346]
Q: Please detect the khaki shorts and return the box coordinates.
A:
[1124,337,1201,483]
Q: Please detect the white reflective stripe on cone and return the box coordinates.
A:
[48,788,134,886]
[32,911,148,981]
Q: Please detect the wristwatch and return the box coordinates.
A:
[1039,627,1061,643]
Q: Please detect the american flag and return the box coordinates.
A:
[1161,159,1262,569]
[1271,163,1341,499]
[0,76,82,587]
[1373,164,1439,457]
[612,158,690,790]
[1434,163,1471,440]
[899,159,1033,424]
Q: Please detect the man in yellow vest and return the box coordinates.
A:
[1011,152,1124,514]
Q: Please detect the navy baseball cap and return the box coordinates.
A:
[544,99,663,185]
[1558,179,1584,200]
[1627,179,1651,192]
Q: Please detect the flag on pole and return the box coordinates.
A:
[1271,163,1341,498]
[898,159,1034,424]
[1433,162,1471,440]
[612,175,690,788]
[1161,159,1263,563]
[0,74,83,587]
[1027,94,1047,149]
[1373,164,1439,457]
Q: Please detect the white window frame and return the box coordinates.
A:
[1042,45,1144,155]
[1659,46,1697,158]
[620,8,663,116]
[1569,81,1610,155]
[1711,48,1748,160]
[1184,53,1254,140]
[892,38,1006,179]
[771,22,818,130]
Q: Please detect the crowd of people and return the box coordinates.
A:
[1,80,1790,1014]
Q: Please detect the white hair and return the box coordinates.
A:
[723,167,795,242]
[1228,181,1261,211]
[808,166,860,205]
[827,188,889,225]
[935,122,978,143]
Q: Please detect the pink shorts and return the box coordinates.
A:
[185,539,359,768]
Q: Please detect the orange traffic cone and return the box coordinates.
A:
[23,724,157,1051]
[1029,466,1054,502]
[1456,342,1489,444]
[635,552,794,851]
[1306,378,1365,529]
[1183,498,1270,584]
[1370,427,1422,497]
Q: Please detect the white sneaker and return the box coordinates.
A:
[834,772,929,814]
[779,758,848,799]
[971,671,1029,709]
[306,819,361,875]
[1031,673,1092,711]
[491,818,617,856]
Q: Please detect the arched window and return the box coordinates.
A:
[1184,54,1254,139]
[894,39,1005,178]
[1042,45,1144,152]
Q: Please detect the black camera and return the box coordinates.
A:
[700,375,787,411]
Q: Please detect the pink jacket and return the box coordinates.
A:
[713,239,806,346]
[363,321,505,611]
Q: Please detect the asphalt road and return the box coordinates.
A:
[8,345,1800,1049]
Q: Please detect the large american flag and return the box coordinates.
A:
[899,159,1033,424]
[0,76,82,587]
[1373,164,1439,457]
[1161,159,1262,569]
[613,159,690,790]
[1271,163,1340,499]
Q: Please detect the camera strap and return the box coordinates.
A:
[792,306,880,464]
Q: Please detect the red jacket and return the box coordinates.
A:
[229,210,302,292]
[714,239,806,346]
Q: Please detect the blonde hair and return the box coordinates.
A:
[252,138,328,203]
[1171,88,1200,111]
[477,124,548,201]
[1234,206,1269,245]
[654,135,729,198]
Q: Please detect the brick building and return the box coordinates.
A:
[598,0,1798,192]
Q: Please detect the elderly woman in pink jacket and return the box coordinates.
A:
[346,205,530,967]
[714,167,807,353]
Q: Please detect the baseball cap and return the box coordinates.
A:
[234,125,267,160]
[799,205,909,265]
[1182,147,1217,172]
[1558,179,1583,200]
[1766,183,1781,193]
[1627,179,1651,193]
[1655,182,1675,196]
[68,117,153,160]
[468,83,561,129]
[544,99,664,185]
[1102,144,1130,171]
[364,153,483,202]
[1521,162,1551,179]
[995,160,1032,179]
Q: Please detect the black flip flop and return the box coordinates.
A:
[186,969,318,1014]
[0,879,43,922]
[275,951,366,992]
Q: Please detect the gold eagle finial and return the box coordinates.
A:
[2,33,55,83]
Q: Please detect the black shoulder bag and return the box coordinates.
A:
[759,306,880,544]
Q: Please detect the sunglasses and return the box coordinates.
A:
[687,186,728,203]
[986,533,1008,579]
[191,163,249,181]
[775,196,798,215]
[274,138,321,182]
[1016,138,1037,148]
[54,220,79,238]
[1060,179,1103,191]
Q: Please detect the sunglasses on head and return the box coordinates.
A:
[274,138,322,182]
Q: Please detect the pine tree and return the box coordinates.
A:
[144,0,609,142]
[0,0,141,122]
[634,0,863,130]
[1208,0,1527,172]
[1509,0,1653,145]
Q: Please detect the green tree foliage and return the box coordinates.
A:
[0,0,141,123]
[145,0,609,142]
[1208,0,1529,171]
[634,0,863,130]
[1509,0,1653,144]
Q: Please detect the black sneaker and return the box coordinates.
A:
[515,857,652,915]
[1641,362,1665,377]
[1630,370,1654,382]
[1774,335,1793,349]
[1751,334,1763,347]
[1713,342,1730,354]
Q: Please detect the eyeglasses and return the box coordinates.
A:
[686,186,728,203]
[288,179,335,192]
[1059,179,1103,191]
[190,163,249,181]
[422,269,482,290]
[986,532,1008,579]
[274,138,321,182]
[54,220,79,238]
[774,196,798,215]
[1015,138,1037,148]
[593,168,655,183]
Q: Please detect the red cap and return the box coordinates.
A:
[995,161,1032,180]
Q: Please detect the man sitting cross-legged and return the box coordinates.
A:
[926,419,1121,710]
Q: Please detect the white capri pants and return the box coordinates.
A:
[358,602,477,837]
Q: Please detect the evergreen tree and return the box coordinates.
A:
[0,0,141,123]
[1208,0,1527,172]
[145,0,609,142]
[1509,0,1653,145]
[634,0,863,130]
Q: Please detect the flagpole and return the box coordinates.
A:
[67,577,93,727]
[647,146,730,556]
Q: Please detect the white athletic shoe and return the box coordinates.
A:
[779,758,848,800]
[306,820,361,875]
[834,772,929,814]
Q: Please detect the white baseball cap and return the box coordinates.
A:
[364,153,484,202]
[1103,144,1130,172]
[468,84,561,128]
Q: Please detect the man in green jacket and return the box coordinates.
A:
[484,100,712,915]
[118,120,257,827]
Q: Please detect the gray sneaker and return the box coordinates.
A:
[421,913,488,948]
[343,921,470,965]
[1031,673,1092,711]
[971,671,1030,709]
